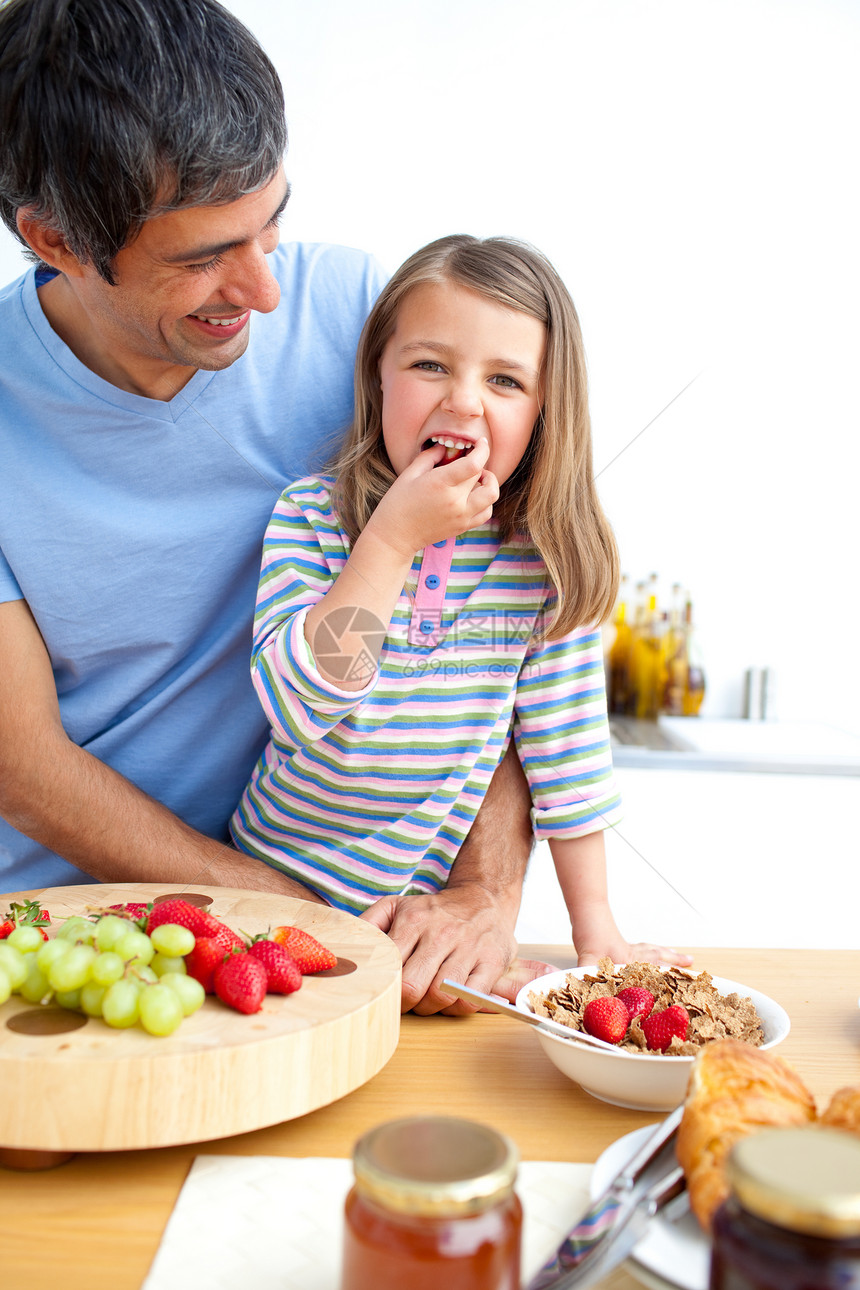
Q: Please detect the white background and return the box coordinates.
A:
[2,0,858,734]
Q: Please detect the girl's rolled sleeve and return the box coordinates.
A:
[513,621,623,839]
[252,605,378,749]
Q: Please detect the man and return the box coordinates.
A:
[0,0,543,1012]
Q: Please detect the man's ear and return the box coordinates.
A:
[16,210,87,277]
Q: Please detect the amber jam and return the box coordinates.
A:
[341,1116,522,1290]
[710,1127,860,1290]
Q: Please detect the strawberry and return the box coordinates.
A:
[145,898,225,939]
[1,899,51,940]
[213,949,268,1014]
[583,995,630,1045]
[271,926,337,974]
[185,937,227,993]
[185,924,242,993]
[642,1004,690,1051]
[247,940,302,995]
[616,987,655,1021]
[107,902,152,929]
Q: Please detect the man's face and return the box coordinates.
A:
[42,168,289,398]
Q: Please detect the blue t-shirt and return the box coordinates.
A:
[0,242,386,892]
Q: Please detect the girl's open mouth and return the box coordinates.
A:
[424,435,475,464]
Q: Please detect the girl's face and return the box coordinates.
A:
[378,279,545,487]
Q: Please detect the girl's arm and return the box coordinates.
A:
[301,521,413,691]
[514,618,691,968]
[549,831,692,967]
[305,439,496,690]
[249,447,494,745]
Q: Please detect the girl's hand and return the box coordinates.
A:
[366,438,499,558]
[575,939,694,969]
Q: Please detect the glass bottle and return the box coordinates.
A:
[681,596,706,715]
[608,576,633,715]
[710,1126,860,1289]
[633,580,663,721]
[341,1116,522,1290]
[623,579,647,715]
[662,598,685,715]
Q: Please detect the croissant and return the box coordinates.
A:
[819,1085,860,1135]
[676,1039,816,1231]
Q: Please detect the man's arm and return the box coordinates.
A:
[361,738,548,1014]
[0,600,324,898]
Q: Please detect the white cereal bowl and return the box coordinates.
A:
[515,966,791,1112]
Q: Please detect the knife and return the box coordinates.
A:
[528,1164,687,1289]
[526,1104,687,1290]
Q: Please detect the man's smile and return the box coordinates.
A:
[187,310,251,337]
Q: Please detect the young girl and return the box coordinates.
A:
[231,235,688,967]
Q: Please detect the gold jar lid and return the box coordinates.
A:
[727,1127,860,1240]
[352,1116,519,1218]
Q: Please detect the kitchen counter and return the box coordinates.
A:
[610,716,860,776]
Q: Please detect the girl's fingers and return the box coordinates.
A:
[436,437,490,480]
[406,441,448,475]
[627,942,695,968]
[469,437,491,470]
[467,476,498,523]
[473,469,499,502]
[387,439,495,547]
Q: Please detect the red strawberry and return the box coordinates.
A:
[616,987,656,1021]
[2,899,51,940]
[107,902,152,929]
[583,996,630,1045]
[642,1004,690,1051]
[185,924,243,993]
[248,940,302,995]
[214,950,268,1014]
[271,926,337,974]
[145,898,225,939]
[185,938,227,993]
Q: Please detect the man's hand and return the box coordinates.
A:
[361,886,557,1013]
[361,882,519,1015]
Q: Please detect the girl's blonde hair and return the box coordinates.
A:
[331,234,619,638]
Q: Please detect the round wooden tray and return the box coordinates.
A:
[0,884,401,1153]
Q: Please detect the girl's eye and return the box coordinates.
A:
[186,252,227,274]
[413,361,445,372]
[490,374,522,389]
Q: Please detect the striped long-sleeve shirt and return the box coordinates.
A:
[230,476,622,913]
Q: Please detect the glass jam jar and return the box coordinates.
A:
[341,1115,522,1290]
[710,1126,860,1289]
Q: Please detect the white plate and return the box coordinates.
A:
[590,1124,709,1290]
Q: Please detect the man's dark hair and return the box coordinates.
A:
[0,0,287,282]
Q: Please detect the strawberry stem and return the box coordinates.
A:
[4,898,51,928]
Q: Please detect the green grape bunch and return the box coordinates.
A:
[0,911,205,1037]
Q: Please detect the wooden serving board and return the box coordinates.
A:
[0,884,401,1154]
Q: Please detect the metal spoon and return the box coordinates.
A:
[440,979,632,1054]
